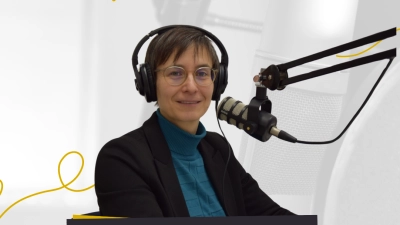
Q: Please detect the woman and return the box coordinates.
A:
[94,26,295,217]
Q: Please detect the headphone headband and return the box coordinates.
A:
[132,25,229,68]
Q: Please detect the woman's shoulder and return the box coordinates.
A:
[204,131,226,144]
[204,131,232,155]
[104,126,145,147]
[97,126,152,160]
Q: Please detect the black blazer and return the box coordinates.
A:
[95,112,295,217]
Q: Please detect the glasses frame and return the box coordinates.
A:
[154,66,218,86]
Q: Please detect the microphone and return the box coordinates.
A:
[217,96,297,143]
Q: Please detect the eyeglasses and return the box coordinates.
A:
[154,66,217,86]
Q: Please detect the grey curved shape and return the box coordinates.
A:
[322,59,400,225]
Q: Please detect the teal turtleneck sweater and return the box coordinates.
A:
[156,109,226,217]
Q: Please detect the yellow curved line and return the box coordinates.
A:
[336,40,382,58]
[0,180,3,196]
[0,151,94,219]
[336,27,400,58]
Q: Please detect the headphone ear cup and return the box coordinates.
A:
[135,66,145,96]
[139,64,152,102]
[144,64,157,102]
[212,64,228,101]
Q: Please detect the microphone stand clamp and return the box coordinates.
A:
[245,74,278,142]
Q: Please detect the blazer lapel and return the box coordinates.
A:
[142,112,190,217]
[198,139,238,216]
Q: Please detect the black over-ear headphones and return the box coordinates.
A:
[132,25,229,102]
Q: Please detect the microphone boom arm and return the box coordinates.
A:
[258,27,397,90]
[246,27,397,143]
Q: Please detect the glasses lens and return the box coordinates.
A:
[164,67,186,85]
[195,68,214,86]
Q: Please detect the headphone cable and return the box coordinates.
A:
[215,100,232,217]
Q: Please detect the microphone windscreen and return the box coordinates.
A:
[217,97,248,130]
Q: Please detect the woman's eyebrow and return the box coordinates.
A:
[173,63,211,68]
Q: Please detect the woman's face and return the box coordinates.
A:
[155,44,214,130]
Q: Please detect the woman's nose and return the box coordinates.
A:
[182,73,198,91]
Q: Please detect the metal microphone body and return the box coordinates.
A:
[217,97,249,130]
[217,96,297,143]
